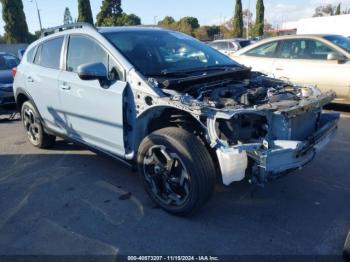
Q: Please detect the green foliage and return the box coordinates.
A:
[232,0,243,38]
[64,7,73,25]
[254,0,264,37]
[78,0,94,24]
[194,27,209,41]
[96,0,123,26]
[178,17,200,30]
[158,16,202,37]
[158,16,176,29]
[0,0,30,43]
[101,13,141,26]
[96,0,141,26]
[194,25,221,41]
[335,3,341,15]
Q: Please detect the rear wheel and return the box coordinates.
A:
[21,101,56,148]
[137,127,216,215]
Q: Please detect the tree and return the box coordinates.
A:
[205,25,221,39]
[335,3,341,15]
[313,4,335,17]
[64,7,73,25]
[100,13,141,26]
[158,16,176,29]
[254,0,264,37]
[194,27,209,41]
[78,0,94,24]
[96,0,123,26]
[176,21,193,36]
[232,0,243,37]
[0,0,30,43]
[178,17,200,30]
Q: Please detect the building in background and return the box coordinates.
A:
[277,14,350,37]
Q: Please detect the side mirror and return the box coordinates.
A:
[327,52,346,62]
[77,62,108,87]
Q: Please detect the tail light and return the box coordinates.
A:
[12,67,17,77]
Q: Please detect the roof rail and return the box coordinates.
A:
[41,23,96,38]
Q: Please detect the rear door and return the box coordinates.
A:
[272,39,350,98]
[233,40,280,76]
[25,37,66,133]
[58,35,127,156]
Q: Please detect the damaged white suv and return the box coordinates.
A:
[14,24,340,215]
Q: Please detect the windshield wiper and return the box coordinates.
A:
[145,71,190,78]
[161,65,240,75]
[145,65,242,78]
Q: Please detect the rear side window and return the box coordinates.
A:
[239,40,251,48]
[26,47,36,63]
[34,37,64,69]
[245,41,279,57]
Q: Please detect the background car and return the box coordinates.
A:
[231,34,350,104]
[0,52,20,107]
[208,39,252,56]
[18,48,26,60]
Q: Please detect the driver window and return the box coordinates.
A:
[305,40,338,60]
[279,39,339,60]
[66,35,123,80]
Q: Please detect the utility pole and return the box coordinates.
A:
[31,0,43,32]
[247,0,251,39]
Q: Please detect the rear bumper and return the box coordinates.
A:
[0,89,15,105]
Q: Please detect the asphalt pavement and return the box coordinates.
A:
[0,111,349,257]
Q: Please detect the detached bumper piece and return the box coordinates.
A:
[254,112,339,183]
[216,112,340,186]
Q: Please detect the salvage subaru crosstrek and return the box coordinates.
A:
[13,24,339,215]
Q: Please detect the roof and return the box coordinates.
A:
[97,26,170,34]
[248,34,342,43]
[212,38,250,43]
[234,33,350,57]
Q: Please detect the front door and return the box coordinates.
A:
[272,39,350,99]
[58,35,126,156]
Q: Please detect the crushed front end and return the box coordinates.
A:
[146,68,340,186]
[206,90,339,186]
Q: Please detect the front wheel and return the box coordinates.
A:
[137,127,216,215]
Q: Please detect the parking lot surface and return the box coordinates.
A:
[0,112,349,256]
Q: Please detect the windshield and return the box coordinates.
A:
[0,54,20,70]
[103,30,240,76]
[324,35,350,53]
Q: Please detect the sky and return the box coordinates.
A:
[0,0,350,34]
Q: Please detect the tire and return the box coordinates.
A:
[137,127,216,215]
[21,101,56,148]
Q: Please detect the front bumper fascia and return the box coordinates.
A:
[216,112,340,185]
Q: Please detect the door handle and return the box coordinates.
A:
[27,76,34,83]
[275,68,284,71]
[60,83,71,91]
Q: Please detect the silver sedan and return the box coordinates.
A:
[231,34,350,104]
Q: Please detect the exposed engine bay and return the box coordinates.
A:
[133,68,339,186]
[163,72,322,111]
